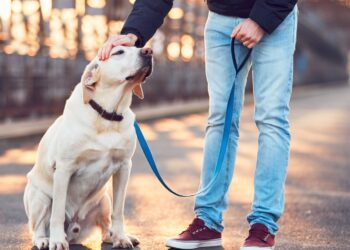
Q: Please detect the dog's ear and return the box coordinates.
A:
[133,84,144,99]
[81,61,100,104]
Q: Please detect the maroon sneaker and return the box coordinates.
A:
[166,218,222,249]
[240,223,275,250]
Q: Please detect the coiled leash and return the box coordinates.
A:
[134,38,252,197]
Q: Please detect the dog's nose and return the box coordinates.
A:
[141,48,153,56]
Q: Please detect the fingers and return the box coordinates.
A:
[99,35,137,61]
[112,36,133,46]
[242,40,250,47]
[235,31,244,41]
[99,43,109,61]
[234,27,249,44]
[231,25,241,38]
[232,19,264,49]
[99,39,119,61]
[234,29,259,49]
[243,38,257,49]
[246,40,257,49]
[233,25,250,46]
[103,43,113,60]
[235,30,252,48]
[101,45,108,61]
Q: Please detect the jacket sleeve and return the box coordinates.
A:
[120,0,173,47]
[249,0,297,34]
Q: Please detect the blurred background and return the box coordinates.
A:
[0,0,349,122]
[1,1,350,249]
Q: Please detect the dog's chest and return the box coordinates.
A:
[76,131,134,169]
[73,149,122,183]
[69,133,134,197]
[77,147,125,170]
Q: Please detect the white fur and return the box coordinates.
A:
[23,46,150,250]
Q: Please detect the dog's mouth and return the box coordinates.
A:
[125,60,153,82]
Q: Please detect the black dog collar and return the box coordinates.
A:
[88,100,124,122]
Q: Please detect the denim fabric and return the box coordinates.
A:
[194,7,298,235]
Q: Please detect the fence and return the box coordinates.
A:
[0,0,349,121]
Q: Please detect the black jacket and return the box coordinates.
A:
[121,0,297,47]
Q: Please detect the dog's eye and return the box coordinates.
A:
[112,50,124,56]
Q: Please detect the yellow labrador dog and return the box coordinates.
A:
[23,46,153,250]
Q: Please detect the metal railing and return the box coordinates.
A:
[0,0,349,121]
[0,0,208,121]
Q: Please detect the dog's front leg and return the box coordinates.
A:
[110,160,138,249]
[49,165,73,250]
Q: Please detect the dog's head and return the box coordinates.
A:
[81,46,153,103]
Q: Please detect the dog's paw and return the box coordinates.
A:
[108,230,137,249]
[112,235,133,249]
[34,237,49,249]
[127,235,140,247]
[49,235,69,250]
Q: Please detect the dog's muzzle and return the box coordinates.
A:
[125,48,153,82]
[141,48,153,77]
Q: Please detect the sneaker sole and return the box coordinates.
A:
[166,238,222,249]
[240,247,275,250]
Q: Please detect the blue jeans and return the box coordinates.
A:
[194,7,298,235]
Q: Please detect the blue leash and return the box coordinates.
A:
[134,38,252,197]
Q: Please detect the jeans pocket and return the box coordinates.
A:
[260,7,298,53]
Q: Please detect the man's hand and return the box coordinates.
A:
[232,18,265,49]
[98,33,138,61]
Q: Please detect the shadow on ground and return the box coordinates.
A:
[31,243,141,250]
[31,244,224,250]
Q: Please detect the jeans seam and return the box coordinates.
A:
[249,13,296,233]
[197,14,252,232]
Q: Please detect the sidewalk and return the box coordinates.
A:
[0,83,349,250]
[0,82,342,140]
[0,99,210,140]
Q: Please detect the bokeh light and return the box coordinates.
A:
[167,42,181,61]
[76,0,85,16]
[39,0,52,21]
[168,7,184,20]
[87,0,106,8]
[0,0,207,62]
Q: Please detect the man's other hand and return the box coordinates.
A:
[98,34,138,61]
[232,18,265,49]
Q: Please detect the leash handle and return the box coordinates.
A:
[231,38,252,72]
[134,38,252,197]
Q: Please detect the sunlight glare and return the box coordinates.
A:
[39,0,52,21]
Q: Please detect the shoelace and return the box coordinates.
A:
[180,222,207,235]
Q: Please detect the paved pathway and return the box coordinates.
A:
[1,84,349,250]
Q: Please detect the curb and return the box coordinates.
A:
[0,99,211,140]
[0,81,347,140]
